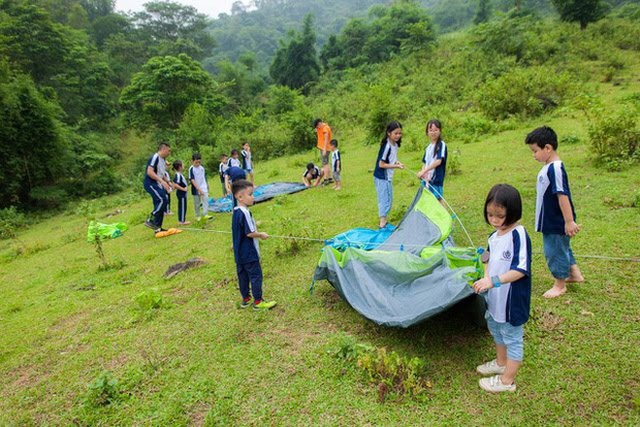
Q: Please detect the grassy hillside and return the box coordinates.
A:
[1,67,639,424]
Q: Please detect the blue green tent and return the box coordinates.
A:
[314,187,485,328]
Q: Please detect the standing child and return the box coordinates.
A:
[473,184,531,393]
[227,149,242,168]
[525,126,584,298]
[241,142,254,183]
[172,160,190,226]
[330,139,342,190]
[417,119,447,205]
[189,153,211,221]
[219,153,229,196]
[163,170,173,215]
[231,179,277,310]
[373,121,404,229]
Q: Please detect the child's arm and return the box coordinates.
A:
[247,231,268,240]
[378,160,404,169]
[336,158,341,172]
[473,270,525,293]
[558,194,580,237]
[417,159,442,179]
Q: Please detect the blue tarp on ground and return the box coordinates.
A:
[208,182,308,213]
[324,224,396,251]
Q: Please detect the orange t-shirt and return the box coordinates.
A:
[316,123,332,151]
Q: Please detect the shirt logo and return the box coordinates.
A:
[501,250,512,261]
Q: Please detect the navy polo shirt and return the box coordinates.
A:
[232,206,260,264]
[225,166,247,183]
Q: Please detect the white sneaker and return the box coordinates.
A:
[479,375,516,393]
[476,359,506,375]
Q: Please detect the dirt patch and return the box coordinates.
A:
[189,402,210,426]
[533,308,564,333]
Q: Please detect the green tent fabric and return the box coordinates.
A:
[313,187,484,328]
[87,221,128,242]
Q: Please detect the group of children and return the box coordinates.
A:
[144,120,584,391]
[374,120,583,393]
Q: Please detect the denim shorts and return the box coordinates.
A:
[486,312,524,361]
[543,233,576,279]
[374,177,393,217]
[428,184,443,200]
[333,171,341,182]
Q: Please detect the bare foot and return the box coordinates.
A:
[566,265,584,283]
[543,285,567,298]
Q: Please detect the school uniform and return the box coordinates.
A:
[225,166,247,207]
[373,140,398,217]
[232,206,263,302]
[189,164,209,217]
[227,157,241,168]
[422,140,447,199]
[535,160,577,278]
[143,153,168,228]
[173,171,188,223]
[331,150,341,182]
[241,150,253,172]
[485,225,532,361]
[219,162,229,196]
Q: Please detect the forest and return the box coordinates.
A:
[1,0,639,221]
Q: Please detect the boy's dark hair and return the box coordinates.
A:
[330,139,338,147]
[484,184,522,227]
[306,162,315,170]
[231,179,253,196]
[172,160,183,170]
[242,141,250,147]
[158,142,171,150]
[230,149,239,156]
[525,126,558,150]
[220,153,227,159]
[192,153,201,161]
[381,121,402,147]
[313,118,322,128]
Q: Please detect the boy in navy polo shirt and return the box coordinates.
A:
[224,166,247,207]
[525,126,584,298]
[231,179,277,310]
[302,163,323,187]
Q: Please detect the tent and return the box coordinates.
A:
[208,182,307,213]
[313,187,485,328]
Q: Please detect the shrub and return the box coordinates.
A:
[85,370,119,407]
[135,288,166,311]
[475,66,575,120]
[0,207,28,240]
[589,108,640,170]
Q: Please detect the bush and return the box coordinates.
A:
[0,207,28,240]
[589,108,640,170]
[475,66,575,120]
[85,371,119,407]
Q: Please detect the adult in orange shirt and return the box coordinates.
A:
[313,118,332,184]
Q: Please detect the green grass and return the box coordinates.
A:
[1,64,640,427]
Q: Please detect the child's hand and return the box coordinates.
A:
[565,221,580,237]
[473,277,493,293]
[259,232,269,240]
[396,162,404,169]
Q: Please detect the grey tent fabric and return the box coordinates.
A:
[313,187,483,328]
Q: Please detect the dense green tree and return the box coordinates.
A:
[131,1,215,60]
[320,1,435,69]
[270,14,320,91]
[120,54,227,130]
[0,65,67,208]
[474,0,492,24]
[551,0,607,29]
